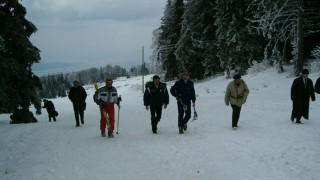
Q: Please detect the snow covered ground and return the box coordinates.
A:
[1,66,320,180]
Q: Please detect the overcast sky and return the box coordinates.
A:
[21,0,166,76]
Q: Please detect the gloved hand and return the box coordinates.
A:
[98,100,105,109]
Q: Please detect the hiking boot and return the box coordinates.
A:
[108,132,114,138]
[101,131,106,137]
[179,127,184,134]
[183,124,187,131]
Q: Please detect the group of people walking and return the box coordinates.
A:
[143,71,248,134]
[42,69,320,137]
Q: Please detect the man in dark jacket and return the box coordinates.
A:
[291,69,316,124]
[144,75,169,134]
[43,99,57,122]
[170,72,196,134]
[68,81,87,127]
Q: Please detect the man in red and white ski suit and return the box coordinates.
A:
[93,78,119,137]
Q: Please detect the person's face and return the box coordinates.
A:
[234,78,241,85]
[183,74,189,81]
[154,78,160,85]
[303,74,309,78]
[73,82,79,88]
[106,81,113,88]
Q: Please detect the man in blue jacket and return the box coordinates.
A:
[144,75,169,134]
[170,72,196,134]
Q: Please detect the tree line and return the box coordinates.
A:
[151,0,320,80]
[40,64,150,99]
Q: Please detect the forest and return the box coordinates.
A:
[151,0,320,80]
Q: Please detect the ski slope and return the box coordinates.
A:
[1,66,320,180]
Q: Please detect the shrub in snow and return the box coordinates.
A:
[247,60,271,75]
[307,46,320,73]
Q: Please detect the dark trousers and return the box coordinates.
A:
[150,106,162,132]
[73,103,84,125]
[49,116,56,122]
[231,105,241,127]
[178,102,191,127]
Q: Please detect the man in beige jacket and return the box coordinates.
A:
[225,74,249,129]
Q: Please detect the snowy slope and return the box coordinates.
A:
[1,67,320,180]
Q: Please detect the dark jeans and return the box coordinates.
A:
[150,106,162,131]
[231,105,242,127]
[49,116,56,122]
[73,103,84,125]
[178,102,191,127]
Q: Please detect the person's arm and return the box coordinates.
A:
[225,83,231,106]
[143,87,151,109]
[241,80,249,104]
[68,88,73,102]
[291,79,297,101]
[82,87,87,101]
[170,82,179,99]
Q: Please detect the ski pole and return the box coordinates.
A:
[116,96,122,134]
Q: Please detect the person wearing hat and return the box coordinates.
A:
[42,99,58,122]
[143,75,169,134]
[68,81,87,127]
[93,78,119,137]
[290,69,315,124]
[225,74,249,129]
[170,72,196,134]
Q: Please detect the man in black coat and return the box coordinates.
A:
[144,75,169,134]
[43,99,57,122]
[291,69,316,124]
[170,72,196,134]
[68,81,87,127]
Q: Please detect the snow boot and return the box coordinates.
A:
[108,132,114,138]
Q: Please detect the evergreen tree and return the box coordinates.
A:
[176,0,218,79]
[248,0,320,76]
[215,0,265,77]
[0,0,42,123]
[153,0,184,80]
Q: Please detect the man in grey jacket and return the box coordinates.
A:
[93,78,119,137]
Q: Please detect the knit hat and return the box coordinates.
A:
[105,78,113,84]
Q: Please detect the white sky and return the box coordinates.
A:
[21,0,166,75]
